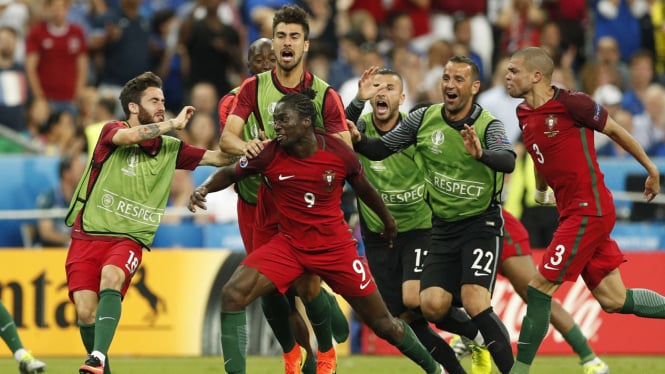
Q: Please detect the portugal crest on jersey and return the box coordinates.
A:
[322,170,336,191]
[544,114,559,138]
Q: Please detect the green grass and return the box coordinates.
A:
[2,355,665,373]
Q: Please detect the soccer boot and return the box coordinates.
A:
[583,358,610,374]
[449,334,472,360]
[18,351,46,374]
[470,343,492,374]
[79,354,104,374]
[283,343,303,374]
[316,347,336,374]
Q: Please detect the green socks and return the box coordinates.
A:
[94,289,122,357]
[321,288,349,343]
[221,310,247,374]
[514,285,552,369]
[620,288,665,318]
[395,319,439,373]
[80,322,111,374]
[304,291,333,352]
[562,324,594,364]
[0,301,23,352]
[261,294,296,352]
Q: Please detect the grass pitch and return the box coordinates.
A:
[1,354,664,373]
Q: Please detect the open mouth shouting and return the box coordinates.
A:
[280,50,295,64]
[374,99,389,117]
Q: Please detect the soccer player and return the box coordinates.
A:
[351,55,516,374]
[220,5,349,372]
[189,91,445,374]
[65,72,234,374]
[452,210,610,374]
[0,300,46,374]
[346,67,491,374]
[505,46,664,374]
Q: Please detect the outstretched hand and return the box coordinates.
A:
[173,106,196,130]
[356,66,385,101]
[461,124,483,159]
[347,120,362,143]
[188,186,209,212]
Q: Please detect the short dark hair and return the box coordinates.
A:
[448,55,480,82]
[119,72,162,118]
[279,88,317,124]
[273,5,310,40]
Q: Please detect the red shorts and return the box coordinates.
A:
[65,238,144,301]
[237,198,256,253]
[538,214,625,290]
[501,210,532,263]
[243,234,376,297]
[253,184,280,249]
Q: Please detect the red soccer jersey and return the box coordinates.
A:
[230,70,348,135]
[236,131,363,250]
[26,22,87,101]
[517,87,614,218]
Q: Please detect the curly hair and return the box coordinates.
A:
[119,72,163,118]
[279,88,317,124]
[272,4,310,40]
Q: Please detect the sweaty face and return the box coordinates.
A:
[273,102,306,147]
[273,23,309,72]
[248,44,277,75]
[370,74,404,124]
[441,62,479,119]
[505,56,531,99]
[137,87,166,125]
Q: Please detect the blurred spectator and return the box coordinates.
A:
[0,25,28,133]
[301,0,338,60]
[496,0,546,55]
[328,30,365,90]
[453,15,484,82]
[377,11,415,56]
[593,35,631,89]
[541,0,588,68]
[0,0,30,63]
[34,153,85,247]
[593,0,648,62]
[388,0,431,40]
[76,85,99,128]
[348,8,380,45]
[188,81,219,129]
[633,83,665,154]
[420,39,452,103]
[150,8,189,114]
[91,0,151,116]
[182,111,218,150]
[38,109,84,156]
[25,0,88,116]
[25,94,50,140]
[180,0,242,100]
[622,49,656,115]
[388,45,422,109]
[305,40,332,82]
[429,1,493,80]
[338,43,384,113]
[593,83,634,157]
[240,0,291,45]
[84,94,116,157]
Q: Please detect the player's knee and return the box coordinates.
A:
[76,305,97,324]
[367,316,400,342]
[420,298,448,321]
[221,282,248,310]
[402,293,420,310]
[598,297,624,313]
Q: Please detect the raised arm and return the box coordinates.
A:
[112,106,195,145]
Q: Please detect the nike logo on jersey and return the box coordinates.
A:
[278,174,295,180]
[474,271,489,277]
[360,280,371,290]
[543,263,560,271]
